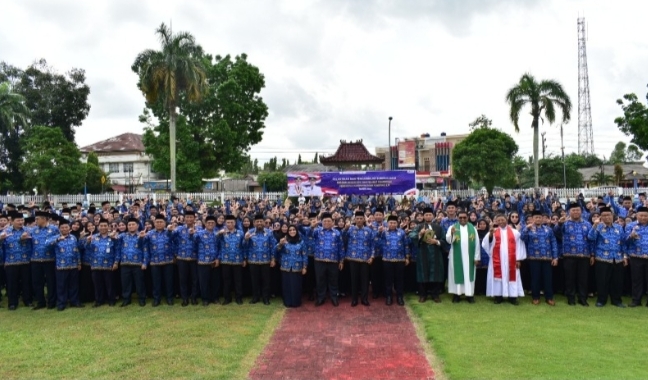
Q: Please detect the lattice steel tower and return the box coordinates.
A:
[577,17,594,155]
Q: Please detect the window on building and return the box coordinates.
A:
[424,157,430,172]
[123,163,134,173]
[108,163,120,173]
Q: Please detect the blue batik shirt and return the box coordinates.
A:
[48,234,81,270]
[276,240,308,272]
[521,224,558,260]
[146,229,174,266]
[378,229,410,262]
[369,221,387,257]
[309,227,344,263]
[624,222,648,259]
[344,225,374,262]
[587,223,625,263]
[246,228,277,264]
[86,234,117,270]
[218,229,246,265]
[116,232,148,266]
[559,220,592,258]
[1,227,33,265]
[194,229,218,265]
[29,225,59,262]
[173,225,198,261]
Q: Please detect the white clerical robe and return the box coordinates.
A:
[445,224,479,296]
[481,227,526,298]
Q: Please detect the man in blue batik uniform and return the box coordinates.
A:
[173,210,199,306]
[195,215,219,306]
[521,210,558,306]
[218,214,246,305]
[308,212,344,307]
[343,210,374,307]
[1,212,34,310]
[115,218,148,307]
[555,202,592,306]
[146,215,175,307]
[48,219,84,311]
[245,214,277,305]
[378,215,410,306]
[625,206,648,307]
[29,211,59,310]
[85,219,118,307]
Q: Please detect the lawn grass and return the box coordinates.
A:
[0,299,284,379]
[408,294,648,379]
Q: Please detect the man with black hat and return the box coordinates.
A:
[446,210,480,303]
[146,215,175,306]
[521,210,558,306]
[300,212,318,300]
[307,212,344,306]
[378,215,410,306]
[626,206,648,307]
[29,210,59,309]
[245,214,277,305]
[115,218,148,307]
[369,208,387,299]
[344,210,374,306]
[416,207,444,303]
[85,219,119,306]
[217,214,246,305]
[0,212,34,310]
[195,215,219,306]
[588,207,627,307]
[173,210,199,306]
[48,218,84,311]
[556,202,592,306]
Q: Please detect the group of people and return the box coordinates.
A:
[1,189,647,311]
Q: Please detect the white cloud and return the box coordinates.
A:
[1,0,646,163]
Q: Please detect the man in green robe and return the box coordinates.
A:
[445,210,480,303]
[416,207,444,303]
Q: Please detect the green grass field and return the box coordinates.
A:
[408,294,648,380]
[0,300,283,379]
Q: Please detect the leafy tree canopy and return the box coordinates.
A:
[615,87,648,151]
[257,171,287,192]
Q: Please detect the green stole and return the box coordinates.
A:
[452,222,476,283]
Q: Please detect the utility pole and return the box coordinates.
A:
[560,124,567,188]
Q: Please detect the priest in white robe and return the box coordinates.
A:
[445,211,480,303]
[481,214,526,305]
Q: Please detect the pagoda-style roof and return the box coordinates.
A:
[320,139,383,165]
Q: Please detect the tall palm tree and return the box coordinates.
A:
[590,172,614,186]
[131,23,207,193]
[0,81,30,133]
[506,73,572,188]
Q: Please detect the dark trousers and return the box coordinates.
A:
[177,260,198,301]
[302,256,316,296]
[349,261,369,301]
[475,267,488,295]
[314,261,339,301]
[249,263,271,300]
[282,271,303,307]
[383,261,405,298]
[564,257,589,301]
[529,260,554,300]
[56,269,80,307]
[210,266,221,302]
[222,264,243,300]
[370,256,384,297]
[271,262,282,297]
[419,281,443,298]
[151,264,174,302]
[5,264,32,307]
[338,261,351,295]
[197,264,213,302]
[92,270,115,305]
[31,261,56,307]
[79,265,95,303]
[121,265,146,302]
[595,261,624,305]
[630,257,648,304]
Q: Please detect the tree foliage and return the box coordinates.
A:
[257,171,287,192]
[506,73,572,187]
[137,52,267,191]
[452,126,519,194]
[590,171,614,186]
[85,151,108,194]
[0,81,30,193]
[564,152,603,169]
[607,141,643,164]
[468,114,492,131]
[21,126,86,194]
[615,87,648,151]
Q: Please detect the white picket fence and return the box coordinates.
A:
[1,187,644,207]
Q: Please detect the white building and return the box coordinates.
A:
[80,133,160,193]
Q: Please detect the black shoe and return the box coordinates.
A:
[595,302,605,307]
[9,305,17,311]
[92,302,103,308]
[568,299,576,306]
[202,301,210,306]
[315,299,325,306]
[213,298,220,305]
[108,302,116,307]
[332,298,339,307]
[385,296,393,306]
[166,299,173,306]
[452,295,461,303]
[629,302,640,308]
[351,299,358,307]
[308,294,315,301]
[613,303,626,308]
[191,298,198,305]
[373,293,380,299]
[25,303,34,308]
[397,297,405,306]
[139,300,146,307]
[467,297,475,304]
[262,298,270,305]
[249,298,259,304]
[494,297,503,304]
[578,299,589,307]
[120,300,131,307]
[57,306,65,311]
[361,298,370,306]
[47,304,56,310]
[222,299,232,306]
[72,303,85,308]
[182,300,189,307]
[32,305,45,310]
[236,298,244,305]
[152,300,161,307]
[509,298,519,306]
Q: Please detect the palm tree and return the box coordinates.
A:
[506,73,572,188]
[0,81,30,132]
[131,23,207,193]
[590,172,614,186]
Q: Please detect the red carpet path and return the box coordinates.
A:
[248,298,435,380]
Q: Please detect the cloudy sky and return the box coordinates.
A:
[2,0,647,164]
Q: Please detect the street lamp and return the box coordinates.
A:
[388,116,393,170]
